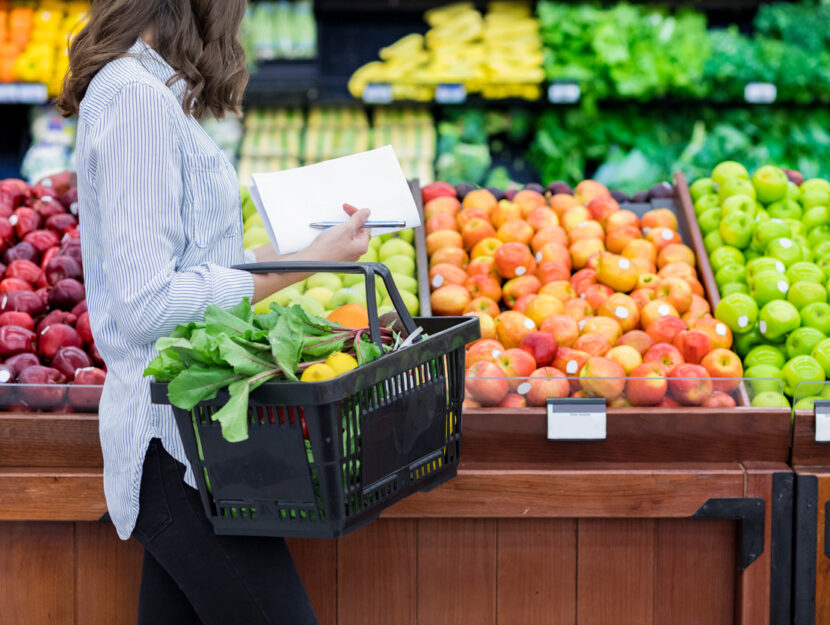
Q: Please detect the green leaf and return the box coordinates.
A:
[204,303,259,337]
[167,366,242,410]
[354,334,382,366]
[217,335,279,377]
[170,321,203,340]
[302,333,348,360]
[227,297,255,325]
[189,329,226,366]
[210,370,278,442]
[267,309,304,381]
[143,350,185,381]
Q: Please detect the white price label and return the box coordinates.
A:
[0,83,48,104]
[744,82,777,104]
[362,83,393,105]
[548,82,581,104]
[815,401,830,443]
[547,398,606,441]
[435,83,466,104]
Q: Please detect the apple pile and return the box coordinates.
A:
[0,175,106,411]
[690,162,830,409]
[419,180,744,409]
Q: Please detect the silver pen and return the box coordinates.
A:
[309,220,406,230]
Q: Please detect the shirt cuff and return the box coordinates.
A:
[208,264,256,309]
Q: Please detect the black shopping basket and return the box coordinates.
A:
[150,261,480,538]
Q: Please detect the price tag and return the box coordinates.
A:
[815,400,830,443]
[362,83,393,105]
[548,81,580,104]
[546,398,606,441]
[0,83,48,104]
[435,83,466,104]
[744,82,777,104]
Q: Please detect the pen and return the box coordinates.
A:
[309,220,407,230]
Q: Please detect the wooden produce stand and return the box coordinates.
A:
[791,403,830,625]
[0,180,793,625]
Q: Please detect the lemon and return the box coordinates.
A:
[301,363,337,383]
[326,352,358,375]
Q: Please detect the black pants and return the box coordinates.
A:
[132,438,319,625]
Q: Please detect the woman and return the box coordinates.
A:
[58,1,368,623]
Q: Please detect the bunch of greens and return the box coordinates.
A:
[145,298,396,443]
[754,2,830,56]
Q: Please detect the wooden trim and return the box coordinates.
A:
[0,469,107,521]
[792,412,830,467]
[0,413,102,468]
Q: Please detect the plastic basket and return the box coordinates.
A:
[151,261,480,538]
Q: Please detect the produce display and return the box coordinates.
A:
[241,0,317,62]
[691,161,830,408]
[0,174,106,411]
[349,2,544,101]
[0,0,87,95]
[420,179,754,408]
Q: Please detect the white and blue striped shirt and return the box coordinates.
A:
[76,39,255,539]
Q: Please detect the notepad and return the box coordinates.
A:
[249,146,421,254]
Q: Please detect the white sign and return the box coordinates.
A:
[744,82,777,104]
[548,82,581,104]
[362,83,393,105]
[0,83,48,104]
[815,401,830,443]
[435,83,466,104]
[547,398,606,441]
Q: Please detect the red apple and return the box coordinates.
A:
[499,393,527,408]
[552,347,591,391]
[495,348,537,390]
[703,392,737,408]
[518,331,558,368]
[616,330,654,356]
[671,329,712,365]
[626,362,668,406]
[579,356,626,400]
[646,315,687,345]
[700,348,743,393]
[466,361,509,406]
[643,343,685,371]
[525,367,570,406]
[668,364,713,406]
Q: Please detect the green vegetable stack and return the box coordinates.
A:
[145,298,399,442]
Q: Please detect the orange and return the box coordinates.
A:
[327,304,369,329]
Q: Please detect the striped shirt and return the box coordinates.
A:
[76,39,255,540]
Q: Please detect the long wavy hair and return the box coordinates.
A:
[58,0,248,120]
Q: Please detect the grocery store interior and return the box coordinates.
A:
[2,0,830,624]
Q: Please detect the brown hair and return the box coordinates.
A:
[58,0,248,121]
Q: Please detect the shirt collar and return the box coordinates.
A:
[128,38,187,104]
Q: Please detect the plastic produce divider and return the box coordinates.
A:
[408,179,432,317]
[793,474,819,625]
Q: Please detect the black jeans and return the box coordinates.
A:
[132,438,319,625]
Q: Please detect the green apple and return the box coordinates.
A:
[378,232,395,244]
[802,205,830,231]
[755,208,770,224]
[721,282,749,296]
[377,304,395,317]
[807,225,830,249]
[766,237,803,267]
[704,231,725,255]
[750,391,791,408]
[242,226,271,250]
[788,281,828,310]
[240,185,257,221]
[749,271,789,307]
[391,273,418,294]
[759,299,801,340]
[715,263,747,289]
[690,178,719,201]
[823,385,830,400]
[383,254,416,277]
[398,289,420,316]
[767,199,803,221]
[786,262,825,285]
[781,355,826,397]
[342,273,364,288]
[303,286,334,309]
[710,246,746,272]
[786,182,801,202]
[329,287,364,309]
[720,212,754,248]
[752,165,789,204]
[306,273,343,292]
[794,396,824,411]
[734,322,765,357]
[378,239,415,262]
[751,219,791,252]
[811,337,830,376]
[747,257,786,278]
[801,188,830,210]
[291,294,327,318]
[712,161,750,188]
[720,178,757,204]
[369,237,382,250]
[359,248,379,263]
[745,249,762,262]
[786,327,827,359]
[744,344,787,369]
[353,283,382,307]
[715,293,759,334]
[745,365,784,395]
[397,229,415,244]
[784,219,804,238]
[812,241,830,261]
[721,193,756,218]
[694,193,721,216]
[801,178,830,195]
[801,302,830,334]
[698,208,723,235]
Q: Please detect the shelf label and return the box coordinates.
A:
[744,82,777,104]
[362,82,393,105]
[546,398,606,441]
[0,83,48,104]
[815,400,830,443]
[548,81,580,104]
[435,83,466,104]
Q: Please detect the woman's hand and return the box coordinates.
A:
[250,204,372,303]
[305,204,371,262]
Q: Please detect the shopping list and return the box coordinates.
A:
[249,145,421,254]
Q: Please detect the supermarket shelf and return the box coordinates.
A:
[0,83,48,105]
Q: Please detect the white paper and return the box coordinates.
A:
[250,146,420,254]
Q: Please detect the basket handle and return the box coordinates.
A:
[232,261,419,349]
